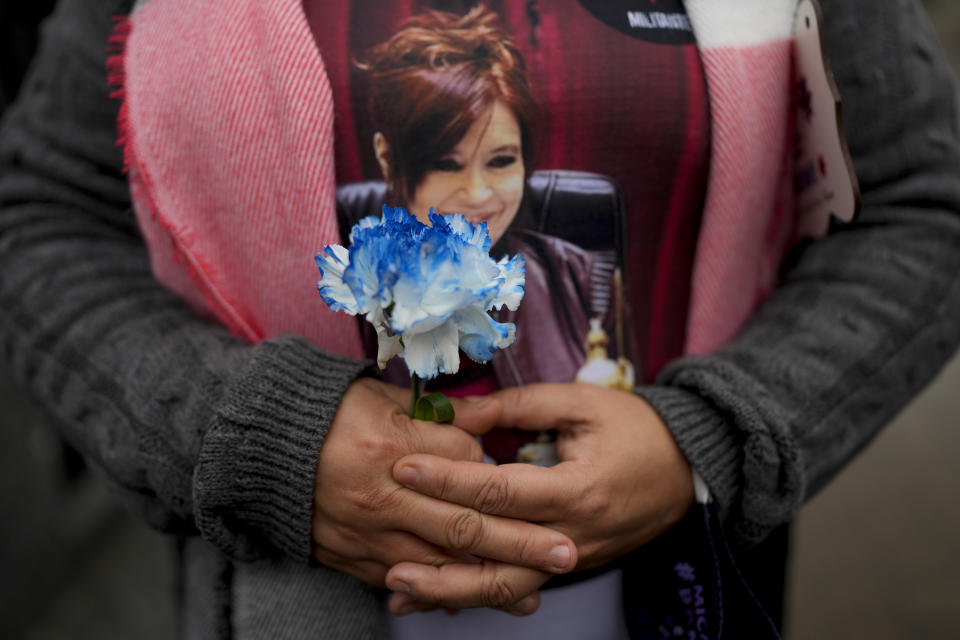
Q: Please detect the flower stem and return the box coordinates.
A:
[410,373,421,418]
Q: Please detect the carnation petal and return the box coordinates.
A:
[363,308,403,369]
[402,318,461,379]
[431,210,492,253]
[348,215,382,244]
[344,237,394,313]
[419,237,499,314]
[489,253,526,311]
[316,245,359,314]
[457,305,516,362]
[375,324,403,369]
[389,276,432,333]
[392,308,452,336]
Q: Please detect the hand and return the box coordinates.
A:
[312,378,578,596]
[385,383,695,612]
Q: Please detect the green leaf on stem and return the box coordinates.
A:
[413,392,455,423]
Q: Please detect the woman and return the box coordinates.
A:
[3,0,960,638]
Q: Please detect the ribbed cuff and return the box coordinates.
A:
[194,335,373,561]
[633,385,744,523]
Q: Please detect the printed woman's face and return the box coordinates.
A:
[409,100,525,244]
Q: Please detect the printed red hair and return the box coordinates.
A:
[358,5,538,204]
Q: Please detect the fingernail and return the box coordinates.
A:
[549,544,571,571]
[390,580,412,594]
[396,465,419,487]
[511,594,539,616]
[395,601,416,616]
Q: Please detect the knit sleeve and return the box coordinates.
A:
[0,0,370,561]
[638,0,960,547]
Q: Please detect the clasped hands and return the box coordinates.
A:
[314,378,694,617]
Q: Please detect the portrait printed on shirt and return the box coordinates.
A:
[305,0,709,462]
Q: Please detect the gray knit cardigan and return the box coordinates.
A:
[2,0,960,637]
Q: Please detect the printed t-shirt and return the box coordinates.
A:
[306,0,711,384]
[302,1,710,636]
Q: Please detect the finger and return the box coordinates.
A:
[388,591,443,616]
[312,545,388,587]
[491,383,590,431]
[390,591,522,618]
[394,455,581,521]
[313,523,463,568]
[386,561,547,614]
[448,395,502,435]
[504,593,540,617]
[387,593,464,617]
[375,529,477,567]
[411,419,484,462]
[391,490,577,574]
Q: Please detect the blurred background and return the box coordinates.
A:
[2,1,959,638]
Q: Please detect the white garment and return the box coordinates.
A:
[388,568,629,640]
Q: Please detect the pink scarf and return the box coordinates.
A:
[113,0,799,358]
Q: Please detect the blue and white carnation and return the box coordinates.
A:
[316,205,525,379]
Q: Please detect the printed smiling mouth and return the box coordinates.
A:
[463,211,498,224]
